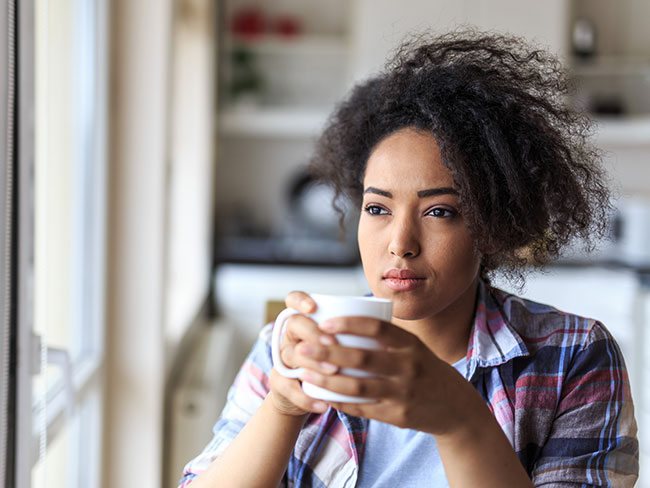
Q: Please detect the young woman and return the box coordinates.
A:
[179,31,639,487]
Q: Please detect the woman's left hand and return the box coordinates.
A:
[295,316,475,436]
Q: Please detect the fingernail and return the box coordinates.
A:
[300,344,314,357]
[301,370,316,382]
[320,362,338,374]
[319,335,335,346]
[319,320,337,332]
[312,402,328,412]
[301,298,314,310]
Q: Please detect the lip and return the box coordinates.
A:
[382,268,425,291]
[384,268,422,279]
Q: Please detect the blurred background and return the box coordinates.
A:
[1,0,650,487]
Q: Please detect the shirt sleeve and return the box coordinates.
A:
[531,322,639,487]
[178,324,275,487]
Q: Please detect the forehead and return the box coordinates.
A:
[363,128,455,188]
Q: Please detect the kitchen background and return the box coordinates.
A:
[168,0,650,486]
[12,0,650,487]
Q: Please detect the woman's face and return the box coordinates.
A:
[357,128,481,323]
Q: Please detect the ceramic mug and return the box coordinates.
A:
[271,293,393,403]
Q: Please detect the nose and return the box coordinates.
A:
[388,215,420,258]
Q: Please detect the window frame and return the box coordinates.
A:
[1,1,18,486]
[13,0,109,486]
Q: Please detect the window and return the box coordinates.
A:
[13,0,108,486]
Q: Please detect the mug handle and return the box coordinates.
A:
[271,307,304,378]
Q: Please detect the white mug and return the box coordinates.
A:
[271,293,393,403]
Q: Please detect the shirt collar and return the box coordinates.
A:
[463,280,529,381]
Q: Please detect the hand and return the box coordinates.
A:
[268,291,340,417]
[294,316,477,435]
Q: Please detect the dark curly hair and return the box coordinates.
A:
[310,30,611,283]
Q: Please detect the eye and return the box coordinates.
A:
[425,207,456,218]
[364,204,389,216]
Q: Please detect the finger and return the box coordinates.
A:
[319,316,415,349]
[327,401,380,420]
[328,399,405,427]
[299,369,398,400]
[281,314,339,373]
[285,291,317,314]
[294,342,402,376]
[284,313,334,345]
[290,343,340,375]
[270,370,329,414]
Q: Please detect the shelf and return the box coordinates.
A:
[218,105,331,138]
[570,55,650,77]
[225,33,347,56]
[593,115,650,147]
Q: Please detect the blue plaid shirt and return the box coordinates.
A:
[179,281,638,487]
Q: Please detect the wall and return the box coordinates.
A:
[165,0,217,362]
[350,0,569,82]
[105,0,171,486]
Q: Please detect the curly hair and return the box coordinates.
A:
[310,30,611,283]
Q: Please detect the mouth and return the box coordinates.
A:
[382,268,425,291]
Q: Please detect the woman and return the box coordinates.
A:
[180,31,638,487]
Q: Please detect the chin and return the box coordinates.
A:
[390,302,433,322]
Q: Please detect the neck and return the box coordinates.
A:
[393,278,479,365]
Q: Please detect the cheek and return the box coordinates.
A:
[427,229,480,273]
[357,224,371,265]
[357,219,383,276]
[445,238,481,276]
[357,217,373,257]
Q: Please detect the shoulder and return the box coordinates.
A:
[488,284,631,414]
[485,287,638,484]
[487,286,613,356]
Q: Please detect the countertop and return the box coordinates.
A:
[594,114,650,146]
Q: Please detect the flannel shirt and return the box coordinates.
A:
[179,280,639,487]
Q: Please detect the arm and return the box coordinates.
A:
[530,322,638,487]
[185,390,308,488]
[180,295,335,487]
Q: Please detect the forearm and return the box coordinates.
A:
[188,393,308,488]
[436,386,533,488]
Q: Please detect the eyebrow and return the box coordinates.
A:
[363,186,459,198]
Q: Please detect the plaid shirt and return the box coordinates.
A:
[179,281,639,487]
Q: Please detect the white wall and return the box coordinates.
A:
[350,0,569,82]
[105,1,172,487]
[165,0,217,362]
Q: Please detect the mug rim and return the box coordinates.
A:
[309,293,391,304]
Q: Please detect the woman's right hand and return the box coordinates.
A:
[268,291,339,417]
